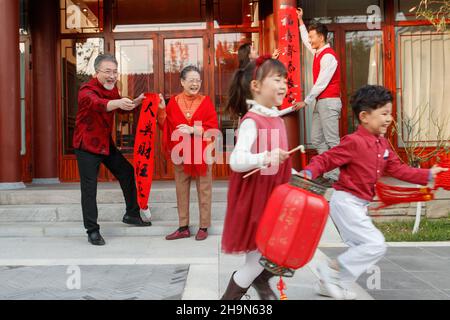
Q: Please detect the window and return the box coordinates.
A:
[395,0,445,21]
[60,0,104,34]
[113,0,207,32]
[346,31,384,133]
[298,0,383,23]
[396,26,450,145]
[214,32,259,151]
[115,39,155,154]
[61,38,104,154]
[213,0,260,28]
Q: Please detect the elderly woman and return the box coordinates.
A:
[157,65,218,241]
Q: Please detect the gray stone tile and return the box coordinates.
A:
[386,256,450,272]
[384,247,436,257]
[420,247,450,259]
[0,264,189,300]
[368,289,450,300]
[409,272,450,290]
[357,271,434,290]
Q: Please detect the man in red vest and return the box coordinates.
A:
[73,54,151,246]
[295,8,341,185]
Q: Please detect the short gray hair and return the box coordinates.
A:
[94,54,118,71]
[180,65,201,80]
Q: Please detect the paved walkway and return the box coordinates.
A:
[0,219,371,301]
[0,223,449,300]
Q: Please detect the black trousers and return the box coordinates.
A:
[75,143,140,234]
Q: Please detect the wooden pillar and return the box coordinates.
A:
[0,0,24,189]
[30,0,59,183]
[273,0,301,169]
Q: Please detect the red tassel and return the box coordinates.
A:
[375,181,434,209]
[277,277,288,300]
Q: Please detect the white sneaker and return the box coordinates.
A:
[316,261,344,300]
[140,208,152,222]
[315,281,357,300]
[340,288,357,300]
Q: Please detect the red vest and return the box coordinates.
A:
[313,47,341,100]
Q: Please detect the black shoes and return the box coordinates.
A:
[122,214,152,226]
[88,230,105,246]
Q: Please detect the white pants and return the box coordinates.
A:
[330,190,387,288]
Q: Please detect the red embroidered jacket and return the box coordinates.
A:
[73,78,121,155]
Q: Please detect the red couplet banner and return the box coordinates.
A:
[134,93,160,210]
[277,5,302,110]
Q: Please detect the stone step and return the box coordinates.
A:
[0,203,228,223]
[0,182,229,205]
[0,221,225,238]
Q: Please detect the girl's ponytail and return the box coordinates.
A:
[226,68,250,118]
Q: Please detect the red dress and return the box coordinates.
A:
[221,112,292,254]
[158,95,218,177]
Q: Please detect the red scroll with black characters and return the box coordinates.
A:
[134,93,159,210]
[277,4,302,110]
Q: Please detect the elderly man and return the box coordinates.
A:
[73,54,151,246]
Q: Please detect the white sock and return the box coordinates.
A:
[233,250,265,288]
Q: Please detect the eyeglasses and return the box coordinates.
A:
[184,79,202,84]
[98,69,119,76]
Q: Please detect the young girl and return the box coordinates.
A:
[221,56,291,300]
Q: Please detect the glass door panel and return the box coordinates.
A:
[214,32,259,151]
[115,39,155,154]
[163,38,204,98]
[345,30,383,133]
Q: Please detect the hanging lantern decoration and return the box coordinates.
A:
[255,175,330,299]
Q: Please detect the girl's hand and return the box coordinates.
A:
[272,48,281,59]
[267,148,289,166]
[292,101,306,111]
[158,93,166,109]
[430,165,449,179]
[177,124,194,135]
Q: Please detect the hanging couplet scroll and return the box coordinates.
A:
[134,93,160,210]
[277,4,302,110]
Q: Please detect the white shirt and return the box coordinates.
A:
[299,24,338,106]
[229,101,281,172]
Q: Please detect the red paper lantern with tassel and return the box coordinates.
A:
[256,175,329,277]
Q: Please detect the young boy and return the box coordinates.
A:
[300,85,448,300]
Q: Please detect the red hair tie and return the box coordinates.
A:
[253,54,272,80]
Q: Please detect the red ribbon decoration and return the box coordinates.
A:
[134,93,159,210]
[277,5,302,110]
[375,157,450,209]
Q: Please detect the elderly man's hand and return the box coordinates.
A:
[117,98,136,111]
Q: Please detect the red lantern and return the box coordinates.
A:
[256,175,329,277]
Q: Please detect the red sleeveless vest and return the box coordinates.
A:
[312,47,341,100]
